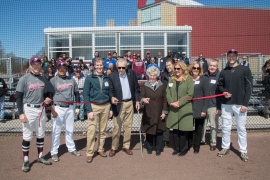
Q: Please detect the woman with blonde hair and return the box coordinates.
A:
[188,61,210,154]
[166,61,194,156]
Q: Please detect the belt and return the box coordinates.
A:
[122,99,132,102]
[27,104,41,108]
[54,104,70,108]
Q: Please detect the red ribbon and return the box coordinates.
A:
[37,103,45,127]
[54,94,224,104]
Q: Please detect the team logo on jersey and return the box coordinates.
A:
[57,83,73,91]
[28,82,45,91]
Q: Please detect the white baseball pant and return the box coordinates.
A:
[22,104,46,141]
[50,105,76,155]
[221,104,247,153]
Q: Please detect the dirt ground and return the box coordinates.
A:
[0,132,270,180]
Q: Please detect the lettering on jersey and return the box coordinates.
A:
[28,82,45,91]
[57,83,73,91]
[135,62,143,66]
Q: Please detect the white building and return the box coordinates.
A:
[44,26,192,62]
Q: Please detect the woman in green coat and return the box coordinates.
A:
[166,61,194,156]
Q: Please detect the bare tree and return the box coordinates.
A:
[35,47,45,57]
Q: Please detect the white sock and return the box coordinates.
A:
[38,152,43,158]
[24,156,29,162]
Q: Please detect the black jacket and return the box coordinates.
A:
[0,78,8,97]
[108,69,140,117]
[192,76,210,119]
[203,70,220,108]
[217,65,252,110]
[67,65,74,75]
[143,57,152,67]
[161,70,171,88]
[196,58,208,74]
[263,74,270,98]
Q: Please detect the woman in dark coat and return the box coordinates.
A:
[139,66,168,156]
[189,61,210,154]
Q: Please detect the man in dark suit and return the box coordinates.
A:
[196,53,208,74]
[108,59,140,157]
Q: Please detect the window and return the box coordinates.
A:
[72,34,92,46]
[72,48,92,60]
[95,34,115,46]
[49,34,69,47]
[141,5,161,26]
[144,33,164,45]
[120,33,141,46]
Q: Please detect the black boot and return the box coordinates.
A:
[194,147,200,154]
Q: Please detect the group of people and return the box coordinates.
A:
[16,48,269,174]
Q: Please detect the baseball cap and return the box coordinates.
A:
[57,61,67,67]
[30,56,41,64]
[136,54,141,57]
[107,52,111,55]
[243,56,247,58]
[227,49,238,55]
[75,68,81,73]
[182,52,186,54]
[146,51,150,54]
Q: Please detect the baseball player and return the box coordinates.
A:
[16,56,53,172]
[50,61,81,162]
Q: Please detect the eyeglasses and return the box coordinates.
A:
[174,68,181,71]
[118,67,126,70]
[192,67,201,70]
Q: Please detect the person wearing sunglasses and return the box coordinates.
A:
[180,52,190,66]
[188,61,210,154]
[240,56,250,68]
[108,59,140,157]
[166,61,194,156]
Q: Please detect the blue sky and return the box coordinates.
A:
[0,0,270,59]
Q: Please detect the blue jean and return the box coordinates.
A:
[74,94,84,120]
[0,96,5,120]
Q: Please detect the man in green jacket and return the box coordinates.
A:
[83,58,112,163]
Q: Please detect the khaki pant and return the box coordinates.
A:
[86,103,110,156]
[202,107,219,146]
[111,101,134,150]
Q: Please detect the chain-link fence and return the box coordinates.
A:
[1,55,270,135]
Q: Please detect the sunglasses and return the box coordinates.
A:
[118,67,126,70]
[174,68,181,71]
[192,67,201,70]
